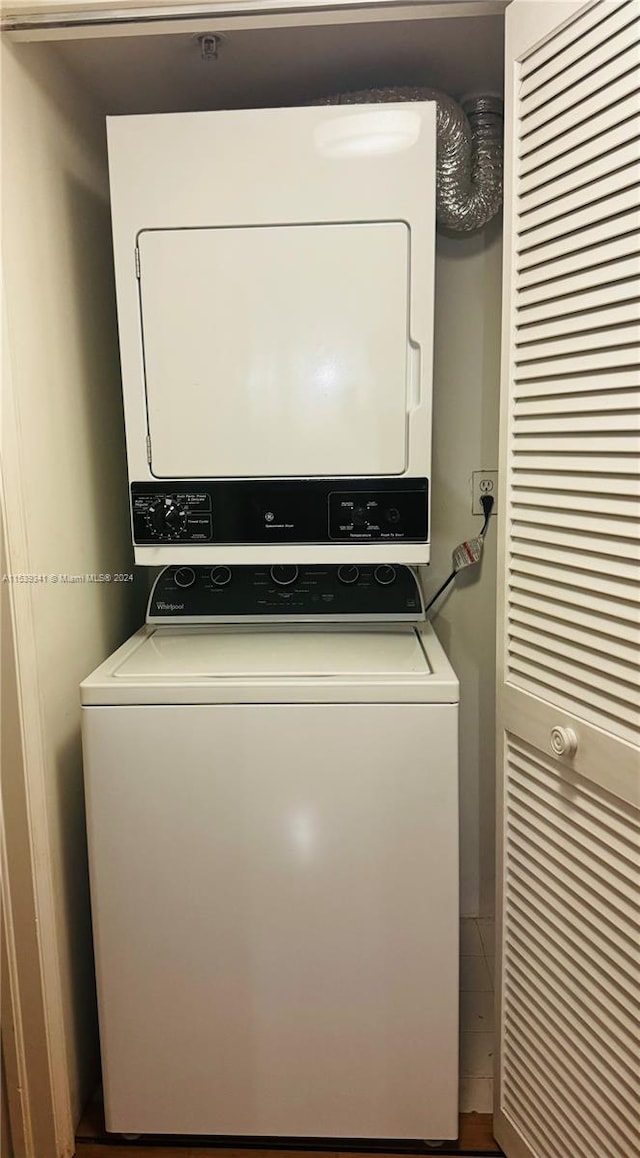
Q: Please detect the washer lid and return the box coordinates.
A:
[113,626,431,680]
[81,623,459,705]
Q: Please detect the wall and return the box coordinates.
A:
[429,217,503,917]
[1,38,146,1132]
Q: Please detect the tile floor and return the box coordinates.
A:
[459,918,495,1114]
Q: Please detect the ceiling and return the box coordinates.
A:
[52,12,505,116]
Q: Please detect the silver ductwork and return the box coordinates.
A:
[314,87,504,233]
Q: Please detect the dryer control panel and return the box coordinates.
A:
[132,479,428,546]
[147,564,424,623]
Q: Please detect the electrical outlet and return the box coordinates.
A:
[472,470,498,515]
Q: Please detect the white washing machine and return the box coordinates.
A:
[81,564,459,1142]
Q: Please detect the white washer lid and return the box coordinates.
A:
[113,626,431,680]
[80,623,459,705]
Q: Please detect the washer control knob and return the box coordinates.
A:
[173,566,196,589]
[270,565,299,587]
[338,565,360,585]
[374,565,397,586]
[550,726,578,758]
[210,566,232,587]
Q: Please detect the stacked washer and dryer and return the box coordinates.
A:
[82,104,460,1143]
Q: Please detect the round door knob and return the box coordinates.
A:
[374,565,397,586]
[550,726,578,758]
[270,565,299,586]
[210,566,232,587]
[338,565,360,585]
[173,566,196,589]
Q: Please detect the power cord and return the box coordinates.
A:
[424,494,495,616]
[479,492,495,536]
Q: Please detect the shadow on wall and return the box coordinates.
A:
[430,211,502,918]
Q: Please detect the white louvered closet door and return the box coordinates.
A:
[496,3,640,1157]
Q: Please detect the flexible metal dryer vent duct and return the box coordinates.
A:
[315,88,504,232]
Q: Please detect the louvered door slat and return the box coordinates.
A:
[518,157,640,232]
[518,232,639,285]
[513,369,640,399]
[509,787,640,900]
[519,63,639,157]
[508,867,639,995]
[512,470,640,496]
[520,12,640,115]
[519,87,640,178]
[513,431,639,453]
[508,649,639,734]
[509,597,638,653]
[505,993,637,1152]
[515,386,639,411]
[508,858,639,989]
[501,738,640,1156]
[512,483,638,515]
[510,550,638,602]
[516,300,640,341]
[517,210,640,269]
[519,113,639,195]
[517,250,640,301]
[512,451,639,473]
[520,135,640,209]
[517,279,639,323]
[519,0,632,81]
[506,565,634,611]
[519,0,636,96]
[511,523,640,567]
[510,621,639,691]
[506,537,634,583]
[518,183,639,248]
[514,344,640,375]
[504,1028,634,1153]
[506,940,638,1102]
[516,321,634,352]
[514,410,640,434]
[520,35,639,138]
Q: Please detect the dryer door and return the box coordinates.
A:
[138,222,411,480]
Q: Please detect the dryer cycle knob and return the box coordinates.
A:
[210,566,232,587]
[148,497,187,536]
[374,565,397,586]
[270,566,299,586]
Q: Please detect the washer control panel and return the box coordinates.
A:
[132,479,428,546]
[147,564,424,622]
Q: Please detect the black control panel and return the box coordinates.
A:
[148,564,424,621]
[132,478,428,545]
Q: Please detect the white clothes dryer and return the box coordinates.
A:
[81,565,459,1142]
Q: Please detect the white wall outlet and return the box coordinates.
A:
[472,470,498,515]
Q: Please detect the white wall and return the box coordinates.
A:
[1,39,146,1130]
[428,218,503,917]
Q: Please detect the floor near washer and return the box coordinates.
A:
[75,1104,503,1157]
[459,918,495,1115]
